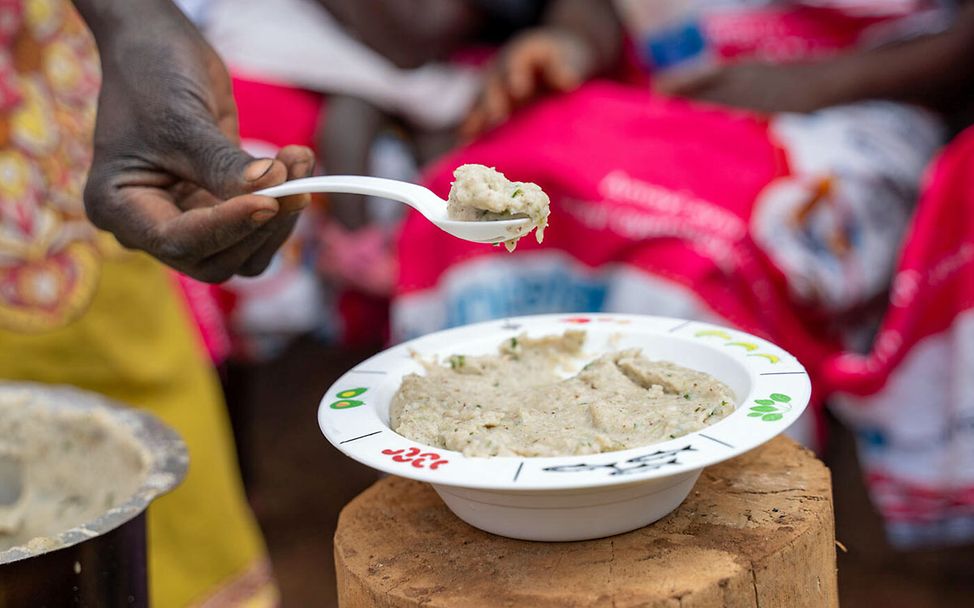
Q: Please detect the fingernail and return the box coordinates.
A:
[245,158,275,182]
[251,209,276,224]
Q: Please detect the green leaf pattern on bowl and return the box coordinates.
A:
[747,393,791,422]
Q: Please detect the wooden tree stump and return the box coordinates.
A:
[334,436,837,607]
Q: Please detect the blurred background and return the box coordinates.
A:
[3,0,972,605]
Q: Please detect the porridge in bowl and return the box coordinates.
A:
[391,330,736,457]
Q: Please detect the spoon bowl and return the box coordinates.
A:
[257,175,533,244]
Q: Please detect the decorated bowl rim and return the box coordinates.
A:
[318,314,810,492]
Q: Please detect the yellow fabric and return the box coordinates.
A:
[0,252,276,608]
[0,2,276,606]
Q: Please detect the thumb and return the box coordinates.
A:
[181,122,288,199]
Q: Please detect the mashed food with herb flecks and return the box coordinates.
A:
[0,398,148,554]
[447,164,550,252]
[390,331,735,457]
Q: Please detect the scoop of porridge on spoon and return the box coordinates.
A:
[255,164,549,249]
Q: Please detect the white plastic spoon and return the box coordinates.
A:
[256,175,533,244]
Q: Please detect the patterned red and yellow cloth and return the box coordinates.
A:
[0,2,278,605]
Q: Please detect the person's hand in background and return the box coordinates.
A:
[654,62,838,114]
[657,2,974,117]
[462,28,595,138]
[462,0,622,139]
[74,0,315,283]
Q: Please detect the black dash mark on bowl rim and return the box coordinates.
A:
[759,371,807,376]
[339,430,383,444]
[349,370,388,375]
[668,320,692,333]
[513,462,525,482]
[698,433,734,449]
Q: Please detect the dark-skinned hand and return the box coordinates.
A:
[656,61,837,115]
[462,27,598,138]
[78,0,315,283]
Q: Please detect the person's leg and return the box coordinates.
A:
[410,124,459,168]
[317,95,392,230]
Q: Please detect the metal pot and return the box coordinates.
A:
[0,383,187,608]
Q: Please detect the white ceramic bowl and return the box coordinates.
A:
[319,314,810,541]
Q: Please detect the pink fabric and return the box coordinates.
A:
[0,1,23,111]
[317,221,397,297]
[172,273,233,365]
[231,76,324,151]
[704,5,886,61]
[823,129,974,395]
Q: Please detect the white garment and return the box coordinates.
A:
[173,0,211,24]
[204,0,482,130]
[752,102,945,312]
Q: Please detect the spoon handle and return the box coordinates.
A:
[255,175,441,216]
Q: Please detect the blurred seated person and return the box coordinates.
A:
[395,0,974,548]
